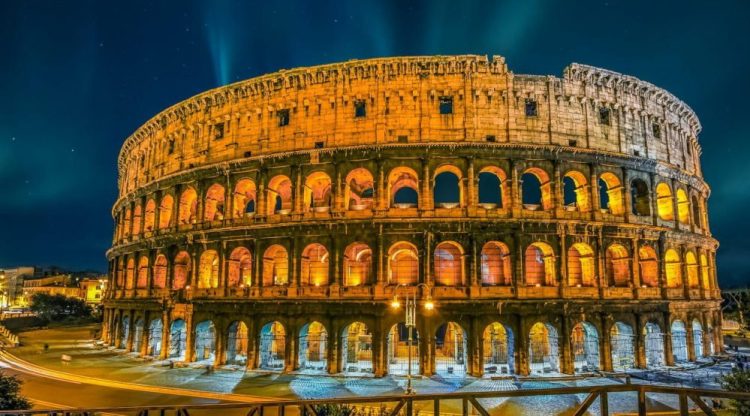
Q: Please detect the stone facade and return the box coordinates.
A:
[103,55,720,377]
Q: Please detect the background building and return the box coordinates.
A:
[0,267,36,308]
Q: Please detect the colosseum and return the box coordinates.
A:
[103,55,722,378]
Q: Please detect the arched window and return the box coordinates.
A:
[676,189,689,224]
[135,256,148,288]
[198,250,219,289]
[159,195,174,229]
[153,254,167,289]
[665,249,682,288]
[233,179,257,218]
[685,251,699,288]
[656,183,674,221]
[116,258,125,288]
[204,184,226,222]
[638,246,658,287]
[525,242,556,286]
[267,175,293,215]
[692,196,702,229]
[567,243,596,287]
[606,244,630,287]
[178,187,198,224]
[389,167,419,208]
[630,179,651,216]
[172,251,190,290]
[388,242,419,285]
[345,168,374,210]
[599,172,624,215]
[434,241,463,286]
[343,242,372,286]
[521,168,552,211]
[478,167,507,209]
[263,245,289,285]
[301,243,329,286]
[132,204,143,235]
[228,247,252,287]
[700,254,711,290]
[433,165,462,208]
[481,241,512,286]
[125,258,135,289]
[562,171,590,212]
[144,199,156,231]
[123,208,132,237]
[304,172,332,212]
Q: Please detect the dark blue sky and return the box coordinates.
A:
[1,1,748,287]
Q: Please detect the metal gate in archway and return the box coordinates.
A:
[298,323,328,373]
[169,320,187,360]
[387,323,419,376]
[644,323,665,368]
[132,319,144,353]
[610,322,635,370]
[226,322,249,366]
[259,322,286,371]
[571,322,599,372]
[435,322,467,377]
[341,322,373,374]
[147,319,163,357]
[529,323,559,374]
[119,316,130,349]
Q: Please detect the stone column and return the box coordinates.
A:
[372,319,385,377]
[285,323,297,373]
[634,314,647,369]
[256,169,267,219]
[663,313,675,366]
[600,315,613,372]
[185,312,195,362]
[560,316,574,375]
[214,325,224,367]
[160,311,170,360]
[517,316,529,376]
[327,320,339,374]
[246,320,258,370]
[423,232,433,285]
[376,159,387,212]
[686,320,696,362]
[421,158,432,212]
[466,157,476,209]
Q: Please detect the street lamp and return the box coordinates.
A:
[390,283,434,395]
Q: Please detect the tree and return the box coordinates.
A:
[29,293,92,321]
[0,372,31,410]
[722,367,750,415]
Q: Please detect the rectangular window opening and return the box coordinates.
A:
[486,135,496,143]
[397,135,408,143]
[599,107,611,125]
[525,99,538,117]
[439,96,453,115]
[354,100,366,118]
[277,109,290,127]
[652,123,661,139]
[314,141,325,149]
[568,139,577,147]
[213,123,225,140]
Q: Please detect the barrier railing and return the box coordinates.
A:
[2,384,748,416]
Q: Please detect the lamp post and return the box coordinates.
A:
[390,283,434,395]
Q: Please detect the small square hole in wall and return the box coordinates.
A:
[354,100,366,118]
[486,135,496,143]
[397,135,408,143]
[277,109,290,127]
[568,139,577,147]
[652,123,661,139]
[244,151,252,158]
[314,141,325,149]
[439,96,453,115]
[599,107,611,125]
[525,99,538,117]
[634,150,641,157]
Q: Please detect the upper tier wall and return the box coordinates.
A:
[117,55,702,198]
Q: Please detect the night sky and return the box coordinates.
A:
[1,1,749,287]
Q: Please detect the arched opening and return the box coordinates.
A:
[562,171,590,212]
[233,179,257,218]
[153,254,167,289]
[343,243,372,286]
[178,187,198,224]
[434,241,463,286]
[132,318,144,353]
[159,194,174,229]
[571,322,599,372]
[610,322,635,370]
[706,325,715,355]
[656,183,674,221]
[228,247,252,287]
[529,322,559,374]
[119,316,130,349]
[301,243,329,286]
[387,323,419,375]
[676,189,689,224]
[147,318,163,357]
[665,249,682,288]
[388,242,419,285]
[136,256,149,288]
[341,322,373,374]
[194,320,216,363]
[259,321,286,371]
[388,167,419,208]
[478,167,507,209]
[638,246,658,287]
[692,320,704,359]
[132,205,143,235]
[481,241,512,286]
[298,321,328,373]
[630,179,651,216]
[685,252,699,288]
[671,320,688,363]
[226,321,249,366]
[521,168,552,211]
[198,250,219,289]
[304,172,333,212]
[267,175,293,215]
[172,251,190,290]
[169,319,187,361]
[700,254,711,290]
[204,184,226,222]
[525,242,556,286]
[345,168,374,210]
[263,245,289,286]
[116,259,124,288]
[125,258,135,289]
[123,208,132,237]
[644,322,665,368]
[483,322,514,375]
[606,244,631,287]
[567,243,596,287]
[144,199,156,231]
[435,322,467,377]
[599,172,624,215]
[692,196,702,228]
[433,166,462,208]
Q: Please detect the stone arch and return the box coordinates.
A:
[204,183,226,222]
[226,321,249,365]
[387,241,419,285]
[606,244,630,287]
[228,246,252,287]
[521,167,553,211]
[267,175,293,215]
[123,208,132,237]
[700,254,711,289]
[692,195,702,228]
[435,321,468,377]
[169,319,187,360]
[483,322,514,375]
[343,242,372,286]
[598,172,624,215]
[178,187,198,224]
[671,320,688,363]
[676,188,690,225]
[259,321,286,370]
[665,249,682,288]
[301,243,329,286]
[610,321,635,370]
[481,241,512,286]
[525,242,556,286]
[434,241,464,286]
[528,322,559,374]
[567,243,596,287]
[571,321,599,372]
[119,315,130,349]
[115,258,125,287]
[132,317,145,353]
[233,179,257,218]
[304,171,332,212]
[344,168,374,210]
[125,258,135,289]
[194,320,216,363]
[263,244,289,286]
[159,194,174,229]
[132,204,142,235]
[433,164,462,208]
[656,182,674,221]
[147,318,163,357]
[388,166,419,208]
[136,256,149,288]
[387,322,419,375]
[198,250,220,289]
[644,321,665,368]
[172,251,190,290]
[144,199,156,231]
[638,246,658,287]
[341,322,373,374]
[298,321,328,372]
[630,178,651,216]
[562,170,590,212]
[478,166,508,209]
[685,251,699,288]
[692,319,704,358]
